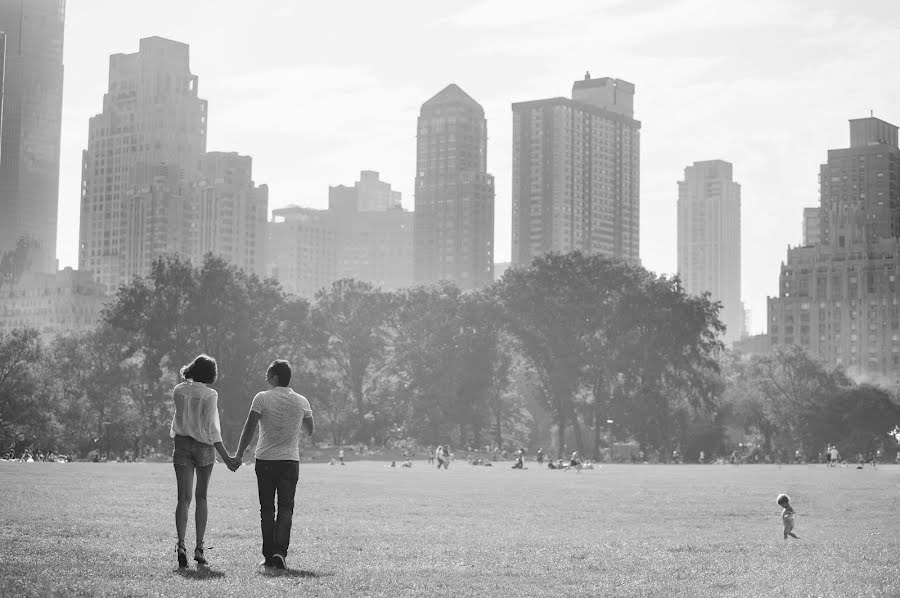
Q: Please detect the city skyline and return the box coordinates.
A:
[52,0,900,332]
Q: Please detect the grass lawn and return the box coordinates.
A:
[1,461,898,597]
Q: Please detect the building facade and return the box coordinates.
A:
[511,74,640,267]
[79,37,267,292]
[0,267,105,339]
[677,160,742,346]
[197,152,268,277]
[79,37,207,294]
[768,118,900,380]
[329,171,412,290]
[414,84,495,290]
[267,206,338,298]
[0,0,66,273]
[802,207,820,246]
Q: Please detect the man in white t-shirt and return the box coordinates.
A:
[236,359,314,569]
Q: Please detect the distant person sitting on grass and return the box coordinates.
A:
[170,354,240,568]
[566,452,582,471]
[401,459,413,468]
[511,450,525,469]
[235,359,314,570]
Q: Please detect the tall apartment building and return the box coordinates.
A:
[329,171,412,290]
[414,84,495,290]
[0,0,65,273]
[197,152,268,277]
[677,160,742,346]
[768,117,900,378]
[79,37,266,292]
[79,37,207,294]
[267,206,338,298]
[511,74,640,267]
[802,207,820,246]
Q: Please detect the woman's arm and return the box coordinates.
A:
[208,391,238,470]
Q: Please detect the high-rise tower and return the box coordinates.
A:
[79,37,207,293]
[0,0,66,273]
[677,160,742,346]
[511,74,640,267]
[768,117,900,377]
[414,84,495,289]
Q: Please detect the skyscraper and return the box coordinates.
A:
[677,160,742,346]
[414,84,495,290]
[768,117,900,377]
[79,37,207,293]
[511,74,640,267]
[197,152,268,277]
[0,0,66,273]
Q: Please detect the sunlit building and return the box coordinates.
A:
[0,0,66,273]
[768,117,900,379]
[415,84,495,289]
[329,171,412,290]
[802,207,820,246]
[197,152,268,277]
[677,160,742,346]
[79,37,207,293]
[511,74,640,267]
[266,206,338,298]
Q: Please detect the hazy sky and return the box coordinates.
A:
[57,0,900,333]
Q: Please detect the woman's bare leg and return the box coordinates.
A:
[174,465,195,546]
[194,464,214,546]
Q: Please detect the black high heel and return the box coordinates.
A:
[176,543,188,568]
[194,542,210,565]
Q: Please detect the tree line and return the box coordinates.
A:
[1,252,898,461]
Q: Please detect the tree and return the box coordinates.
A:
[101,253,309,447]
[310,279,394,442]
[495,252,723,456]
[0,328,44,451]
[50,328,131,456]
[0,237,39,295]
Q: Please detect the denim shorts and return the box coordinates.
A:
[172,435,216,468]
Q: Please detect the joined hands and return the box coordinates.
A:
[225,454,243,472]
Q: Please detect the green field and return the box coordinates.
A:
[1,461,898,597]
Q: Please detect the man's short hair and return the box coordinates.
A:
[267,359,292,387]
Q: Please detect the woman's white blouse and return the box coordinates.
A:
[170,381,223,445]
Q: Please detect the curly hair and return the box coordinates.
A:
[181,354,217,384]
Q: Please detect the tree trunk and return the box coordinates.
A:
[353,375,366,441]
[571,407,584,454]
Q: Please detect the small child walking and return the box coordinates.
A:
[777,494,799,539]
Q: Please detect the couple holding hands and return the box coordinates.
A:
[170,354,314,570]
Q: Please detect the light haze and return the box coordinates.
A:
[56,0,900,333]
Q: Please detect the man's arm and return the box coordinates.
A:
[235,410,261,461]
[302,413,314,437]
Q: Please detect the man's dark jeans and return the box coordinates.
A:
[255,459,299,559]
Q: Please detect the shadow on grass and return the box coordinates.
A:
[259,568,334,579]
[174,566,226,579]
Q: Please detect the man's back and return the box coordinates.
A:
[250,387,312,461]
